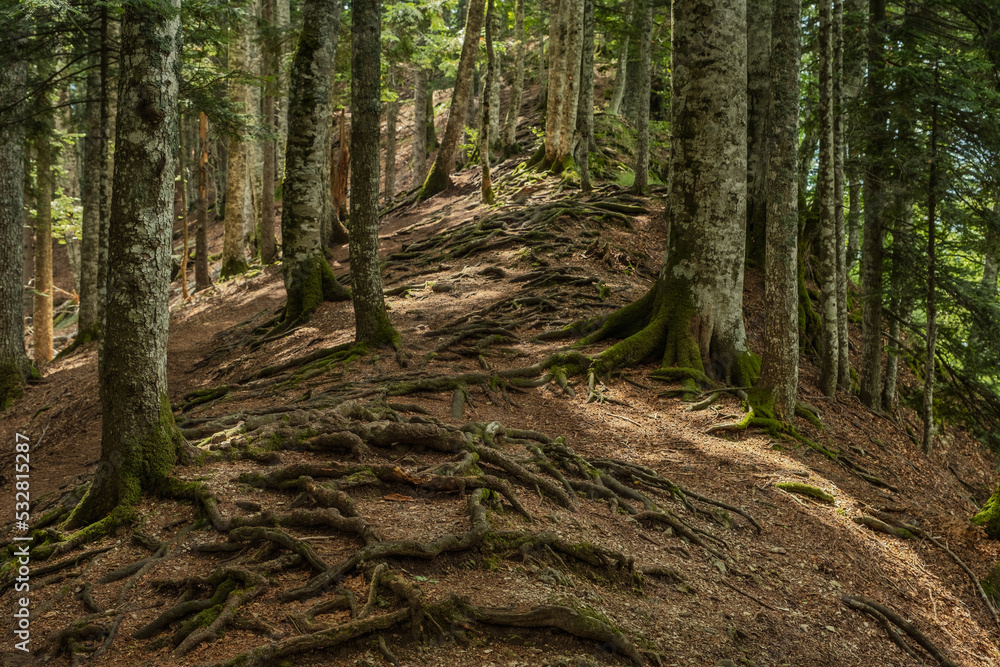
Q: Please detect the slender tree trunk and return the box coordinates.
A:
[608,19,630,117]
[882,201,912,411]
[418,0,486,199]
[384,65,398,203]
[276,0,290,181]
[332,110,350,227]
[351,0,397,348]
[34,136,55,367]
[923,101,938,454]
[834,0,849,390]
[412,66,429,186]
[221,1,258,279]
[983,209,999,293]
[576,0,595,191]
[501,0,525,153]
[487,2,501,153]
[481,0,497,204]
[586,0,752,387]
[818,0,839,396]
[78,35,102,341]
[631,0,652,194]
[178,126,190,300]
[859,0,888,410]
[0,51,32,408]
[745,0,772,266]
[543,0,569,166]
[260,0,277,264]
[195,113,212,291]
[751,0,800,422]
[69,0,184,525]
[621,22,643,121]
[96,8,113,344]
[276,0,350,333]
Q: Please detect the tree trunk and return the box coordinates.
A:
[34,136,55,367]
[384,65,398,203]
[630,0,652,194]
[745,0,772,266]
[195,112,213,291]
[332,110,350,227]
[221,0,258,279]
[96,8,113,343]
[882,202,912,412]
[834,0,849,390]
[419,0,486,200]
[481,0,497,205]
[0,52,32,409]
[750,0,800,422]
[859,0,888,410]
[576,0,595,191]
[351,0,397,349]
[585,0,752,388]
[276,0,350,333]
[983,209,999,293]
[487,1,501,153]
[78,36,102,341]
[844,0,866,273]
[607,18,630,117]
[412,66,429,186]
[276,0,290,181]
[260,0,278,265]
[923,101,938,454]
[543,0,584,172]
[69,0,184,525]
[818,0,839,396]
[178,126,190,300]
[501,0,525,153]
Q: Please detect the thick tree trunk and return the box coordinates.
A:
[69,0,183,525]
[96,8,113,343]
[750,0,800,422]
[543,0,584,172]
[745,0,772,266]
[221,0,258,279]
[587,0,752,387]
[576,0,595,191]
[630,0,652,194]
[0,53,32,409]
[276,0,290,181]
[412,66,429,186]
[78,40,102,341]
[195,113,213,291]
[480,0,497,204]
[859,0,888,410]
[351,0,397,349]
[419,0,486,200]
[276,0,350,333]
[818,0,839,396]
[34,137,55,367]
[501,0,525,153]
[384,65,398,203]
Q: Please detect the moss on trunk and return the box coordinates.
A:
[276,254,350,334]
[973,485,1000,539]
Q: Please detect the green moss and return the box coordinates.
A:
[973,485,1000,539]
[220,257,249,280]
[0,360,25,411]
[775,482,835,504]
[417,163,453,201]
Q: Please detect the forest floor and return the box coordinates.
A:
[4,131,1000,667]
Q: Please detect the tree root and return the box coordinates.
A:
[842,595,958,667]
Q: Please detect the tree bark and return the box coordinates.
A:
[384,65,398,203]
[33,135,55,367]
[78,35,102,341]
[607,14,630,117]
[834,0,850,390]
[276,0,350,332]
[818,0,839,396]
[69,0,184,525]
[501,0,525,152]
[195,112,213,291]
[351,0,397,349]
[586,0,752,387]
[260,0,278,265]
[221,0,259,279]
[418,0,486,200]
[923,101,938,454]
[750,0,800,422]
[487,1,501,153]
[859,0,888,410]
[412,65,429,186]
[543,0,584,172]
[576,0,595,191]
[0,48,32,409]
[480,0,497,205]
[745,0,772,266]
[630,0,652,194]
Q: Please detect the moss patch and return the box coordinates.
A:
[776,482,835,504]
[973,485,1000,539]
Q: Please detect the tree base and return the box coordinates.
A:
[220,257,250,280]
[271,254,351,337]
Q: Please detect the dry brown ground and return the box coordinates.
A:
[3,108,1000,667]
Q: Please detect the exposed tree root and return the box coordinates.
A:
[842,595,958,667]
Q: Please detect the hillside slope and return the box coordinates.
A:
[3,154,1000,667]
